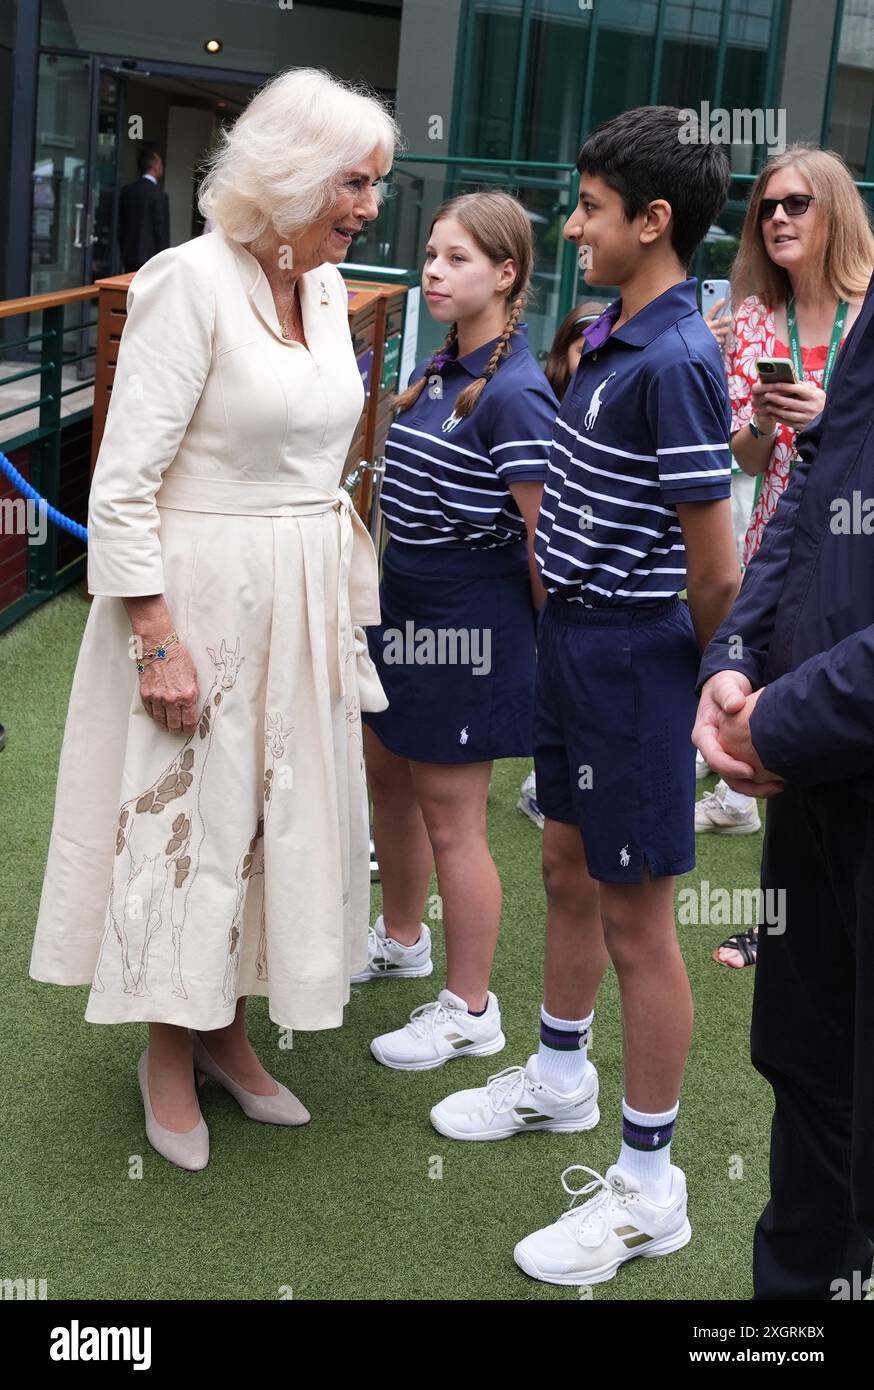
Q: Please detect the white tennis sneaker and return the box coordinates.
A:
[350,915,433,983]
[695,785,761,835]
[370,988,505,1071]
[430,1054,599,1141]
[514,1163,691,1286]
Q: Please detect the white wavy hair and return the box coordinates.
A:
[198,67,401,243]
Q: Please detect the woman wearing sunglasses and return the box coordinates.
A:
[729,148,872,563]
[696,145,874,965]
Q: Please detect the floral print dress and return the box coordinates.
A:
[727,295,844,565]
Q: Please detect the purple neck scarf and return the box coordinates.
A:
[582,301,621,350]
[431,346,457,372]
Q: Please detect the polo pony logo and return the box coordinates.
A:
[584,373,616,430]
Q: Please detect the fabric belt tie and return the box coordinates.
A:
[155,473,382,701]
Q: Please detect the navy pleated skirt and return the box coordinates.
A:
[362,538,538,764]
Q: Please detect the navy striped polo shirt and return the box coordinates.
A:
[535,279,732,603]
[380,324,559,548]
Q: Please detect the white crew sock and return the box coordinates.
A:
[537,1006,594,1094]
[617,1098,679,1204]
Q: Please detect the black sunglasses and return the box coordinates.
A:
[760,194,816,221]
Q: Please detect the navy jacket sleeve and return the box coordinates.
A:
[696,416,824,691]
[696,411,874,787]
[749,624,874,784]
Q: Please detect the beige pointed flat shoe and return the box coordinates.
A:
[190,1031,310,1126]
[137,1048,210,1171]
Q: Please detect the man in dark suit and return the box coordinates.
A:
[118,149,170,273]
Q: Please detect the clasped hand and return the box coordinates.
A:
[693,671,784,799]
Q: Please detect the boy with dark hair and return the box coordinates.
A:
[432,106,741,1285]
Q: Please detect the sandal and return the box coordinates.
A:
[711,926,758,968]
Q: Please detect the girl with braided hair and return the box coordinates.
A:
[355,191,560,1071]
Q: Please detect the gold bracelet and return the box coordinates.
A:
[136,631,179,673]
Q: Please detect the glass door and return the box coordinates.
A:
[30,53,95,300]
[30,53,112,386]
[90,68,122,283]
[30,52,99,386]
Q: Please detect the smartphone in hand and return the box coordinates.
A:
[756,357,799,386]
[701,279,731,321]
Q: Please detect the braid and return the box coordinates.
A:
[391,322,458,414]
[455,294,525,419]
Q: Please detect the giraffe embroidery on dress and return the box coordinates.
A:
[93,637,245,1000]
[222,708,294,1004]
[223,816,263,1007]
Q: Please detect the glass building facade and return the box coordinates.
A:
[2,0,872,364]
[827,0,874,180]
[456,0,782,170]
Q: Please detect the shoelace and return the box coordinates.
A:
[367,927,424,971]
[482,1065,530,1115]
[558,1165,626,1245]
[405,998,458,1038]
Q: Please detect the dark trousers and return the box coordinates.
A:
[752,781,874,1299]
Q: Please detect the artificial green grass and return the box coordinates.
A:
[1,582,773,1301]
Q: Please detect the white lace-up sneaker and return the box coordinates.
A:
[695,785,761,835]
[514,1163,691,1286]
[430,1054,599,1141]
[695,749,711,781]
[350,915,433,983]
[370,988,505,1071]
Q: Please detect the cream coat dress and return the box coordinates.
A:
[29,229,387,1031]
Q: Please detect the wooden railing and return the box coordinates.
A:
[0,285,99,631]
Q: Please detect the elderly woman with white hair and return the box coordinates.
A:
[29,69,398,1171]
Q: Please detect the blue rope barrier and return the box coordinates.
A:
[0,449,88,542]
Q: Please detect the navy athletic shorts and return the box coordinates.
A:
[363,538,538,764]
[533,592,700,883]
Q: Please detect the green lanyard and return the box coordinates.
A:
[787,295,847,391]
[752,296,848,509]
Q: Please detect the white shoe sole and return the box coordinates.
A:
[430,1099,600,1142]
[513,1217,692,1285]
[351,960,434,983]
[695,820,761,836]
[370,1030,506,1071]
